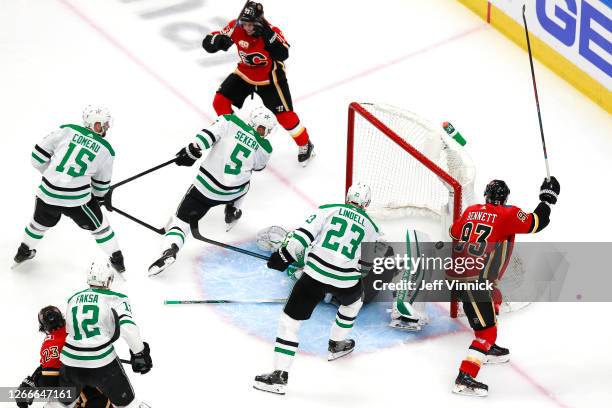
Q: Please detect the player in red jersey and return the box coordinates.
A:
[448,177,560,397]
[15,306,110,408]
[202,1,315,166]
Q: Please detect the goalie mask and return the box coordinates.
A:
[83,105,112,135]
[249,106,277,137]
[87,260,114,289]
[346,183,371,209]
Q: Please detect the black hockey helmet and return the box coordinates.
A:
[239,2,264,23]
[484,180,510,205]
[38,305,65,334]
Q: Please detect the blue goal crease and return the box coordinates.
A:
[195,242,462,357]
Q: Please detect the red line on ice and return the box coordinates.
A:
[294,24,487,103]
[56,0,318,209]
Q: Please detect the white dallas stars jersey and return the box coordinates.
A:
[191,114,272,202]
[286,204,381,288]
[31,124,114,207]
[60,288,144,369]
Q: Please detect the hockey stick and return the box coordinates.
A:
[120,358,131,365]
[522,5,551,180]
[164,298,287,305]
[104,158,178,235]
[189,219,270,261]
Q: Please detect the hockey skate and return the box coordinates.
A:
[298,140,315,167]
[328,339,355,361]
[253,370,288,395]
[109,251,126,275]
[224,205,242,232]
[452,371,488,397]
[485,343,510,364]
[12,243,36,269]
[148,244,179,277]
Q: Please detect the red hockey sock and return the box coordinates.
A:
[459,325,497,378]
[275,111,309,146]
[213,93,233,115]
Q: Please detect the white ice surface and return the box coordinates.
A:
[1,0,611,407]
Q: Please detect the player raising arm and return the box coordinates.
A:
[13,106,125,274]
[58,261,152,408]
[202,2,315,166]
[148,108,275,276]
[448,177,560,397]
[253,183,381,395]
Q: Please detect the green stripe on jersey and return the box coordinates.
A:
[119,319,136,326]
[61,345,115,361]
[165,231,185,244]
[306,261,361,281]
[95,231,115,244]
[25,226,43,239]
[195,175,246,196]
[92,184,110,191]
[335,319,354,328]
[196,134,210,149]
[39,185,90,200]
[31,152,46,164]
[291,231,309,249]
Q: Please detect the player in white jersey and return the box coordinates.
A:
[148,107,276,276]
[13,106,125,273]
[58,261,152,408]
[253,183,381,395]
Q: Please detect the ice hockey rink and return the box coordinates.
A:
[1,0,611,407]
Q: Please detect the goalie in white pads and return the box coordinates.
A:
[13,106,125,273]
[58,261,152,408]
[253,183,381,395]
[148,107,275,276]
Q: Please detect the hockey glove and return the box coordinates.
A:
[539,176,560,205]
[15,375,36,407]
[130,342,153,374]
[214,34,233,51]
[175,143,202,167]
[267,247,295,272]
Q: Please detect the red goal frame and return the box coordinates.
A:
[345,102,463,317]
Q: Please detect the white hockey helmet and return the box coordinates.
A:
[346,183,372,209]
[248,106,276,137]
[83,105,112,135]
[87,260,114,289]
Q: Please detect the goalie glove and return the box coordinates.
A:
[15,375,36,408]
[130,342,153,374]
[175,143,202,167]
[267,247,295,272]
[539,176,560,205]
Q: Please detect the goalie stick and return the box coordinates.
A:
[522,5,551,180]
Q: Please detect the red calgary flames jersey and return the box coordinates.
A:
[40,326,67,373]
[448,203,539,280]
[214,19,289,84]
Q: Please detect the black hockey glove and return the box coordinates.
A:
[175,143,202,167]
[267,247,295,272]
[214,34,233,51]
[539,176,560,205]
[15,375,36,407]
[260,22,275,43]
[130,342,153,374]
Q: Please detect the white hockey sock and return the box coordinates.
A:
[22,219,50,249]
[330,299,363,342]
[91,217,119,256]
[163,217,190,250]
[273,313,301,372]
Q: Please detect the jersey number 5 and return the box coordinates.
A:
[225,144,252,175]
[321,216,365,260]
[71,305,101,340]
[56,142,96,177]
